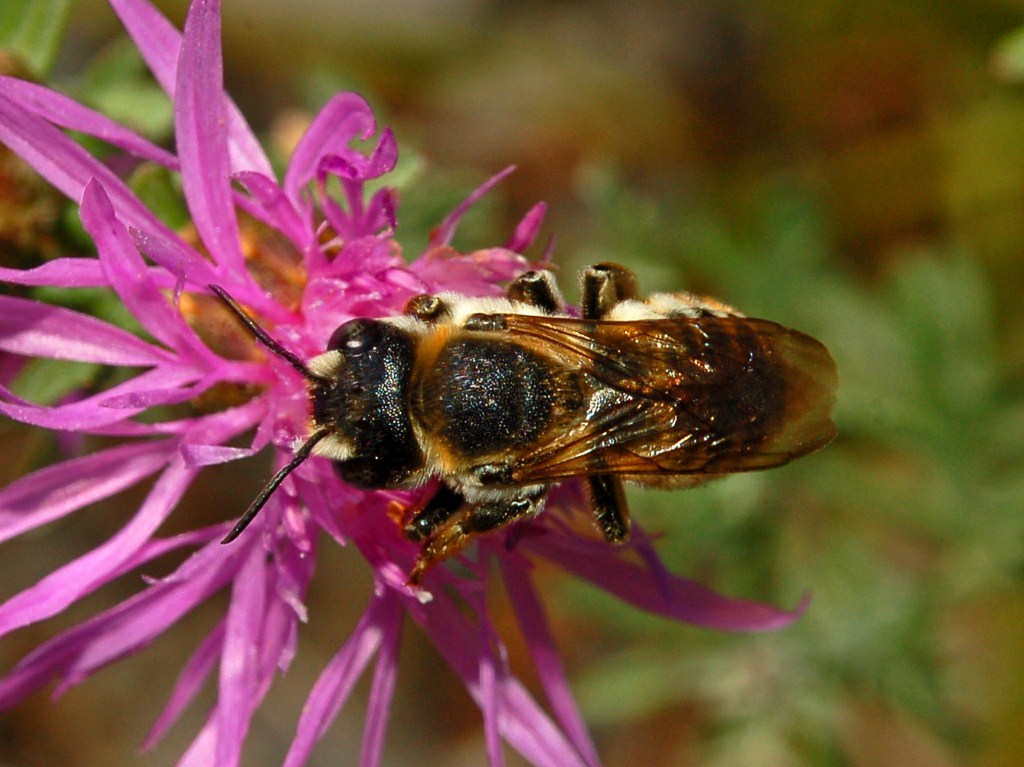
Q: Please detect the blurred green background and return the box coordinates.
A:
[2,0,1023,765]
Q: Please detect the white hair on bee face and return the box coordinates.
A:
[311,434,354,461]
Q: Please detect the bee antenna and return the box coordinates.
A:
[209,284,326,385]
[221,429,330,544]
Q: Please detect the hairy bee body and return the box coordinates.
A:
[215,264,837,583]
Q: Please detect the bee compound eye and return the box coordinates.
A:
[327,318,381,354]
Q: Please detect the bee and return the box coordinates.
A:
[212,263,837,583]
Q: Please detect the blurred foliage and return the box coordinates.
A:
[70,37,174,139]
[992,24,1024,83]
[3,1,1024,766]
[0,0,73,78]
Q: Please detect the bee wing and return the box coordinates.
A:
[501,313,838,483]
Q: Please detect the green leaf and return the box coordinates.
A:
[74,37,172,140]
[10,357,100,407]
[992,24,1024,83]
[129,165,190,231]
[0,0,74,78]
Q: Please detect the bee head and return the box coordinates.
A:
[210,286,423,543]
[307,317,422,490]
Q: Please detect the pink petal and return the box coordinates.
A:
[0,439,176,545]
[292,473,349,546]
[80,180,215,361]
[98,375,223,410]
[156,396,267,443]
[180,443,254,467]
[413,592,593,767]
[0,365,202,430]
[179,714,218,766]
[501,560,601,767]
[216,542,268,767]
[0,75,177,168]
[284,588,399,767]
[528,525,808,632]
[268,534,316,629]
[0,92,180,246]
[162,551,305,758]
[359,596,403,767]
[0,294,171,365]
[479,619,506,767]
[145,620,226,750]
[38,419,161,438]
[174,0,246,274]
[365,187,398,233]
[283,92,378,214]
[55,536,243,694]
[128,227,226,300]
[505,202,547,254]
[258,587,302,676]
[316,129,397,184]
[318,185,364,242]
[108,0,273,177]
[409,246,529,296]
[0,457,197,637]
[233,171,309,247]
[0,258,118,288]
[364,128,398,178]
[0,526,223,708]
[79,184,170,317]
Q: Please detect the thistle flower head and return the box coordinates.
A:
[0,1,805,764]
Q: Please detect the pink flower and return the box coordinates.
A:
[0,1,805,764]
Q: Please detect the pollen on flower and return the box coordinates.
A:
[385,498,410,527]
[238,224,307,308]
[179,291,263,361]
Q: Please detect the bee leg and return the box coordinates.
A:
[580,262,639,320]
[407,491,547,584]
[403,483,465,542]
[588,474,631,543]
[579,263,637,542]
[403,293,450,323]
[506,269,565,312]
